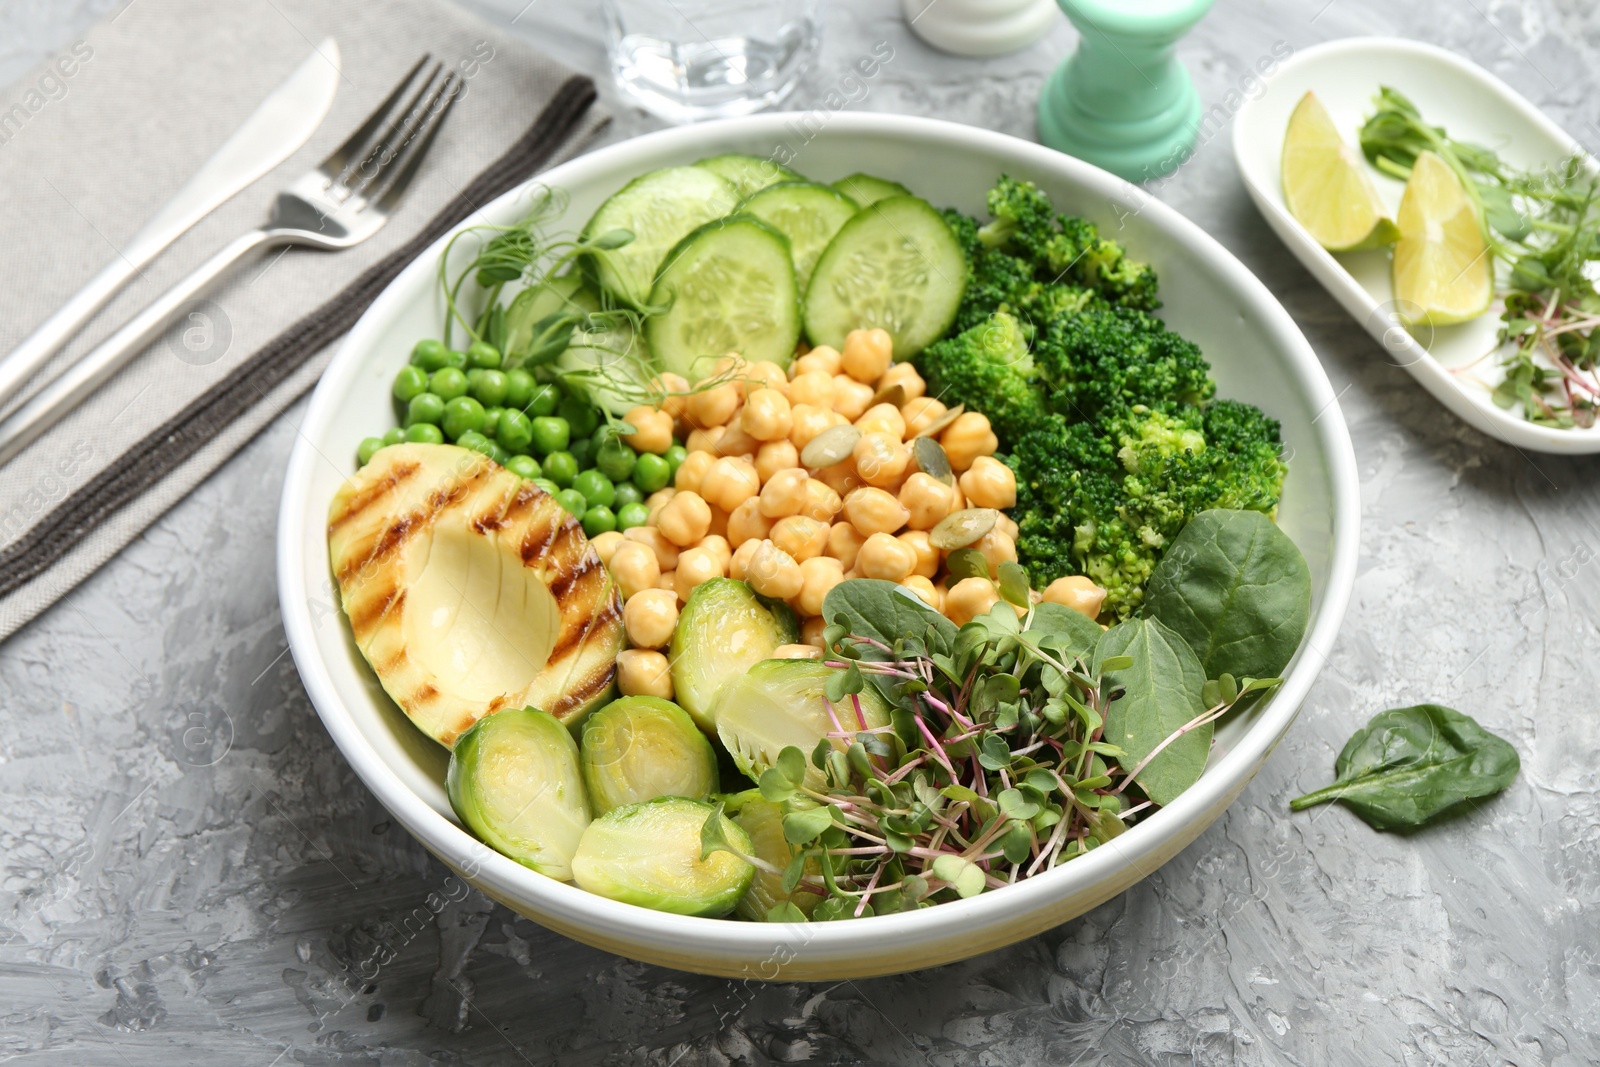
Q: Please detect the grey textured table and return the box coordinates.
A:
[3,1,1598,1064]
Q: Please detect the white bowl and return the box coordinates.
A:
[278,113,1359,980]
[1233,37,1600,455]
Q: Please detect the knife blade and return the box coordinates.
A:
[0,38,342,409]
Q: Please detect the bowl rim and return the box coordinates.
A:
[278,111,1359,963]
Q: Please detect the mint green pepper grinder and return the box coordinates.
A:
[1037,0,1214,181]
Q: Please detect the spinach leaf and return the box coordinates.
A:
[1289,704,1520,831]
[822,580,957,704]
[1092,616,1209,806]
[1144,509,1311,682]
[1023,602,1103,666]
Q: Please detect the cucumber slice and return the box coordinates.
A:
[582,166,741,306]
[803,196,966,360]
[831,173,911,207]
[646,216,801,379]
[739,181,860,293]
[695,153,804,198]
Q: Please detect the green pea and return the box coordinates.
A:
[505,454,541,480]
[488,442,511,467]
[526,382,561,417]
[531,416,570,455]
[612,482,644,510]
[356,436,385,466]
[569,437,594,468]
[381,427,407,447]
[532,478,561,496]
[596,439,637,482]
[393,364,430,403]
[467,341,503,369]
[470,368,507,408]
[410,338,449,371]
[442,348,469,370]
[405,422,444,445]
[430,367,469,401]
[406,392,446,426]
[543,450,579,488]
[581,505,617,537]
[632,452,671,493]
[559,396,599,438]
[615,501,650,530]
[573,469,615,509]
[555,488,588,516]
[504,368,535,411]
[481,406,504,439]
[441,396,486,440]
[498,409,536,455]
[456,430,493,456]
[663,444,688,475]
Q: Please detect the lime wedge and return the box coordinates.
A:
[1393,151,1493,326]
[1282,91,1400,252]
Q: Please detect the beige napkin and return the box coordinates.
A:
[0,0,608,639]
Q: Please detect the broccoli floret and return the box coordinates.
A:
[1046,217,1161,312]
[1192,399,1288,513]
[917,312,1045,444]
[977,175,1059,263]
[1033,307,1215,421]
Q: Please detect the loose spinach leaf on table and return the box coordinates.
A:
[1093,616,1209,806]
[1144,509,1311,682]
[1289,704,1520,831]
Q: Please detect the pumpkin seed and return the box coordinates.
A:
[912,402,964,439]
[911,436,953,485]
[801,423,862,469]
[870,382,907,409]
[930,508,998,551]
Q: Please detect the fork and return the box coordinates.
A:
[0,56,462,467]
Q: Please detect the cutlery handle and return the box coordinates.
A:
[0,229,274,469]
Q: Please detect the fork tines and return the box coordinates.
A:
[325,56,463,205]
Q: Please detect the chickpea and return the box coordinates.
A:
[657,490,712,547]
[706,503,730,540]
[645,487,677,525]
[713,421,759,458]
[801,615,829,648]
[771,515,829,562]
[793,556,845,616]
[940,411,999,472]
[831,376,874,420]
[699,455,761,513]
[651,373,691,420]
[625,525,679,570]
[856,531,916,581]
[773,643,824,660]
[825,521,866,571]
[755,439,799,483]
[843,486,911,537]
[996,512,1019,541]
[852,432,910,489]
[900,575,942,612]
[973,527,1018,572]
[898,529,939,579]
[686,380,740,427]
[793,344,842,376]
[726,497,774,547]
[656,570,679,596]
[877,362,926,401]
[946,577,1001,626]
[959,456,1017,510]
[623,588,679,649]
[616,648,674,699]
[712,353,749,399]
[675,545,725,600]
[697,534,733,572]
[898,472,957,531]
[741,387,793,441]
[901,396,949,438]
[685,426,724,455]
[728,537,760,581]
[787,371,836,409]
[855,402,907,440]
[841,327,893,383]
[609,540,661,599]
[759,467,809,518]
[590,530,625,566]
[674,449,715,494]
[1043,575,1107,620]
[787,403,835,450]
[800,479,842,523]
[745,539,803,599]
[623,406,674,455]
[745,360,789,395]
[812,460,863,498]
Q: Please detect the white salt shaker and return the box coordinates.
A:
[902,0,1057,58]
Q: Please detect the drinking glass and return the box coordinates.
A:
[600,0,822,123]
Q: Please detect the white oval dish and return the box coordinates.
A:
[278,113,1359,980]
[1233,36,1600,454]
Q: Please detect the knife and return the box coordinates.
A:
[0,38,342,409]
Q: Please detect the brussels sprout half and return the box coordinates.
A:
[669,578,798,733]
[580,696,719,814]
[735,798,825,921]
[447,707,591,880]
[571,797,754,917]
[715,659,893,791]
